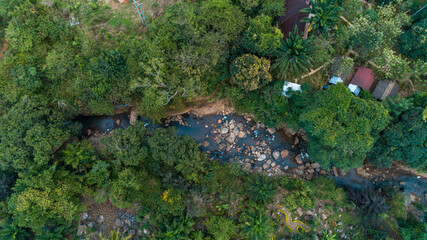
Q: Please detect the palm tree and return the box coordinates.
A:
[239,209,275,240]
[273,26,317,80]
[301,0,343,33]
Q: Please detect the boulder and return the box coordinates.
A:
[81,212,89,221]
[203,141,209,147]
[295,154,303,165]
[97,215,104,224]
[116,119,120,125]
[226,134,236,144]
[321,214,327,220]
[263,164,269,170]
[410,193,417,202]
[258,154,267,161]
[238,131,247,138]
[233,128,240,136]
[266,160,272,165]
[281,150,289,158]
[266,128,276,134]
[294,137,299,145]
[243,163,251,171]
[220,127,229,134]
[272,151,280,160]
[218,119,222,124]
[311,162,320,169]
[87,222,94,228]
[271,162,276,167]
[115,219,124,227]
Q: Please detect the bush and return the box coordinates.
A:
[386,188,406,219]
[206,216,237,240]
[246,173,278,206]
[347,186,387,217]
[312,177,348,207]
[230,54,272,91]
[282,179,315,210]
[239,209,275,240]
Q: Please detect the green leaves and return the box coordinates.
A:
[273,27,317,80]
[301,0,343,33]
[230,54,272,91]
[299,84,390,170]
[243,14,283,56]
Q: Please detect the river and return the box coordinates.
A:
[76,113,427,207]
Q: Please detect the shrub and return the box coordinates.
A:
[282,179,315,210]
[206,216,237,240]
[386,188,406,219]
[246,173,278,206]
[347,186,387,216]
[239,209,275,240]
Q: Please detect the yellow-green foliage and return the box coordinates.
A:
[230,54,272,91]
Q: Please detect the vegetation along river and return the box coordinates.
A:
[76,113,427,207]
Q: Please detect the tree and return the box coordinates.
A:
[104,121,149,167]
[373,48,411,81]
[155,216,195,240]
[206,216,237,240]
[246,173,278,205]
[273,27,316,79]
[0,220,32,240]
[239,209,275,240]
[369,107,427,171]
[0,96,78,171]
[100,230,132,240]
[299,84,390,170]
[301,0,343,33]
[400,18,427,61]
[7,186,79,234]
[230,54,272,91]
[198,0,246,42]
[243,14,283,56]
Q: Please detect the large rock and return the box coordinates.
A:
[297,207,303,216]
[267,128,276,134]
[226,133,236,144]
[281,150,289,158]
[272,151,280,160]
[238,131,247,138]
[332,166,339,177]
[81,212,89,221]
[220,127,229,134]
[233,128,240,136]
[77,225,87,236]
[258,154,267,161]
[311,162,320,169]
[410,193,417,202]
[203,141,210,147]
[97,215,104,224]
[295,154,303,165]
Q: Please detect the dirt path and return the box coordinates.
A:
[276,204,311,234]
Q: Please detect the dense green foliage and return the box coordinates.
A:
[0,0,425,239]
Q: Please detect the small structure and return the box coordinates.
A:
[348,84,361,96]
[350,67,375,91]
[329,76,343,85]
[278,0,309,38]
[283,81,302,97]
[372,80,400,100]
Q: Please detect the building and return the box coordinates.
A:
[348,84,361,96]
[278,0,309,38]
[350,67,375,91]
[283,81,302,97]
[372,80,400,100]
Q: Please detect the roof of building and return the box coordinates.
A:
[372,80,400,100]
[348,84,361,96]
[329,76,343,84]
[350,67,375,91]
[283,81,302,97]
[278,0,309,38]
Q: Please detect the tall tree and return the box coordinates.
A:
[299,84,390,170]
[301,0,343,33]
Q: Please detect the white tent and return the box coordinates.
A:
[329,76,343,84]
[348,84,361,96]
[282,81,302,97]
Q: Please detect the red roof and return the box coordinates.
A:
[351,68,375,91]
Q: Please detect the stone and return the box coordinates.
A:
[306,210,314,216]
[295,154,303,165]
[281,150,289,158]
[124,218,131,226]
[306,173,313,180]
[97,215,104,224]
[271,162,276,167]
[238,131,247,138]
[322,214,327,220]
[81,212,89,220]
[87,222,94,228]
[128,230,136,236]
[115,219,124,227]
[87,129,92,135]
[216,138,222,144]
[297,207,303,216]
[229,122,235,130]
[243,163,251,171]
[263,164,269,170]
[245,158,250,163]
[266,128,276,134]
[226,133,236,144]
[332,166,339,177]
[320,170,327,175]
[203,141,209,147]
[339,169,346,176]
[294,137,299,145]
[220,127,229,134]
[312,162,320,169]
[258,154,267,161]
[305,163,311,168]
[116,119,120,124]
[77,224,87,236]
[272,151,280,160]
[266,160,271,165]
[410,193,417,202]
[218,119,222,124]
[399,181,405,186]
[308,169,314,174]
[233,128,240,137]
[284,166,289,170]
